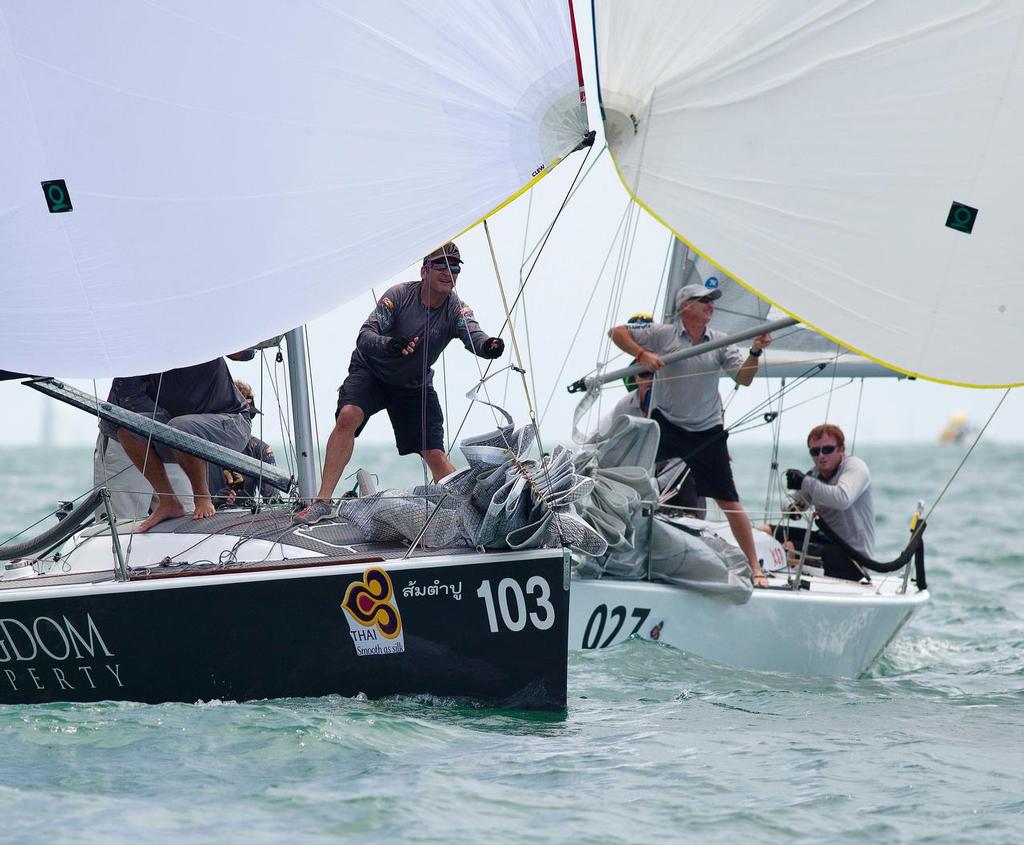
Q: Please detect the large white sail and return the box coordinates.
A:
[0,1,587,377]
[594,0,1024,387]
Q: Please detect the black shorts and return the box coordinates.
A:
[336,363,444,456]
[651,411,739,502]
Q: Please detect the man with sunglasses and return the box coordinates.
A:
[607,282,773,587]
[295,241,504,525]
[778,423,875,581]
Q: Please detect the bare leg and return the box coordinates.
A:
[117,429,186,532]
[172,449,215,521]
[716,499,767,584]
[312,405,365,503]
[422,449,456,482]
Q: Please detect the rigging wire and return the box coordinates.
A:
[539,197,634,424]
[448,137,597,448]
[924,388,1011,523]
[302,328,323,469]
[850,377,865,455]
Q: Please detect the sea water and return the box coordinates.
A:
[1,442,1022,844]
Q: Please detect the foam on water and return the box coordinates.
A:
[2,443,1023,843]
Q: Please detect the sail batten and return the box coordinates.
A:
[595,0,1024,387]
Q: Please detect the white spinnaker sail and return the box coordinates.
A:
[594,0,1024,387]
[0,1,587,377]
[662,241,896,378]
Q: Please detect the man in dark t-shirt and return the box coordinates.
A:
[101,358,251,531]
[295,241,504,524]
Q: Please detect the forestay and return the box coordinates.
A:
[594,0,1024,387]
[0,1,588,377]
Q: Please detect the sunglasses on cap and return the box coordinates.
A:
[426,260,461,274]
[809,444,837,457]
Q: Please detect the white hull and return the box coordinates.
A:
[569,575,927,677]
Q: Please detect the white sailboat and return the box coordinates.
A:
[562,0,1023,675]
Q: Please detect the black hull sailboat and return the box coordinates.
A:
[0,543,569,709]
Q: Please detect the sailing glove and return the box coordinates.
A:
[480,337,504,359]
[385,336,411,357]
[784,469,806,490]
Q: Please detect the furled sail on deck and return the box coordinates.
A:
[593,0,1024,387]
[0,1,588,377]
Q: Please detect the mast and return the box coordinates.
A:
[285,327,320,499]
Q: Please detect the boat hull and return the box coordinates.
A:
[569,577,927,678]
[0,550,569,710]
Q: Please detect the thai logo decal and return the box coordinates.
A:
[649,621,663,641]
[341,567,406,656]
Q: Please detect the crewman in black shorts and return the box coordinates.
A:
[295,242,504,524]
[608,281,772,586]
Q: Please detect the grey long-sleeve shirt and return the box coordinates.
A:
[793,455,875,556]
[354,281,492,388]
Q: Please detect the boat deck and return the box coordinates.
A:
[3,507,481,590]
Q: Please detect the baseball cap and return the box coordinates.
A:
[674,282,722,308]
[423,241,462,264]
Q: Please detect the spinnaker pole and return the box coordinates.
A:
[567,317,798,393]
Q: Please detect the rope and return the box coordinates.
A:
[924,387,1011,522]
[448,137,597,448]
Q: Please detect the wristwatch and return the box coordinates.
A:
[749,347,763,358]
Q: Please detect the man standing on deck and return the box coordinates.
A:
[607,282,772,587]
[777,423,875,581]
[294,242,504,525]
[100,359,251,532]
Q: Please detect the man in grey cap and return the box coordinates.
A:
[608,281,773,587]
[295,241,504,524]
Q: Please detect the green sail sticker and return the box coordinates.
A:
[945,201,977,234]
[41,180,73,213]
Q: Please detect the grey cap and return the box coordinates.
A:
[423,241,462,264]
[674,282,722,308]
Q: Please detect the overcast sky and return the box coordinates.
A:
[2,1,1019,452]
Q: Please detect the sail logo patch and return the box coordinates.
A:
[41,180,73,214]
[946,201,977,234]
[704,276,720,290]
[341,567,405,656]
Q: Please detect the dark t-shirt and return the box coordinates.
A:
[108,359,248,419]
[353,281,492,388]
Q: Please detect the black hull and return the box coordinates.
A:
[0,552,569,710]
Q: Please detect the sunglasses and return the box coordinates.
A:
[689,294,716,304]
[809,444,837,457]
[426,260,461,274]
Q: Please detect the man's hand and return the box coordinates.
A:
[782,497,805,519]
[751,333,773,353]
[784,468,806,490]
[636,348,665,371]
[480,337,504,359]
[386,336,418,357]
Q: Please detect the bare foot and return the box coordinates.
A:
[138,498,187,533]
[192,496,216,521]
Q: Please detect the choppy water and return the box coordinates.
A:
[1,443,1022,844]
